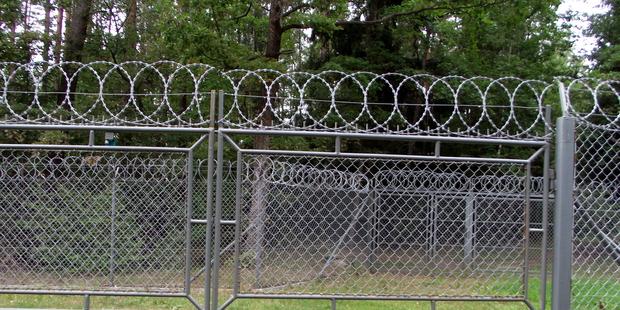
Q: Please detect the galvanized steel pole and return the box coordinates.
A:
[211,90,226,310]
[204,90,217,310]
[551,116,576,310]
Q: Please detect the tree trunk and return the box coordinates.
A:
[54,6,64,63]
[247,0,285,289]
[22,0,30,32]
[253,0,284,150]
[56,0,93,108]
[43,0,52,62]
[252,0,286,149]
[126,0,138,54]
[265,0,283,60]
[22,0,32,62]
[64,0,92,61]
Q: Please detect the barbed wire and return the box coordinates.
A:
[194,158,544,194]
[1,61,618,137]
[0,152,546,194]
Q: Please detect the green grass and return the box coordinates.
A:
[0,294,535,310]
[0,280,547,310]
[1,277,617,309]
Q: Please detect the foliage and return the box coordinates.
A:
[0,0,614,157]
[588,0,620,77]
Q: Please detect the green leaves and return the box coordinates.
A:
[588,0,620,75]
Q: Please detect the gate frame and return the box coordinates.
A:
[210,91,553,310]
[214,130,549,310]
[0,91,218,310]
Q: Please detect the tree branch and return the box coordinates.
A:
[281,23,312,32]
[282,3,311,19]
[335,0,507,26]
[232,1,253,21]
[280,1,508,41]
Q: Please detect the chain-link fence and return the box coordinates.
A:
[0,61,617,310]
[220,155,533,300]
[0,149,189,293]
[573,123,620,309]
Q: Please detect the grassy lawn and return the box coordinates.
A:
[0,294,536,310]
[1,277,617,309]
[0,279,548,310]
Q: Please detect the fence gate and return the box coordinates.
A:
[207,70,557,310]
[0,62,217,308]
[211,151,547,310]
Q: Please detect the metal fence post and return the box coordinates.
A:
[109,156,119,287]
[184,147,194,295]
[211,90,226,310]
[430,195,438,258]
[539,105,551,310]
[551,116,576,310]
[83,294,90,310]
[464,193,475,263]
[523,163,532,300]
[366,187,377,273]
[204,90,217,310]
[232,152,243,296]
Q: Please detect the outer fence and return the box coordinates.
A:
[230,157,529,298]
[0,61,618,310]
[572,119,619,309]
[549,80,619,310]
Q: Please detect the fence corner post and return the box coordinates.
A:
[551,116,576,310]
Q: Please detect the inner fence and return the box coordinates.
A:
[0,149,189,293]
[224,155,531,299]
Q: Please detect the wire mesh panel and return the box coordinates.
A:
[0,149,189,293]
[212,161,239,289]
[573,123,620,309]
[227,155,529,299]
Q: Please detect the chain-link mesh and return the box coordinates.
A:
[573,123,620,309]
[0,149,188,293]
[189,160,210,287]
[220,155,532,299]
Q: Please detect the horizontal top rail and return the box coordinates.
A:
[1,61,618,137]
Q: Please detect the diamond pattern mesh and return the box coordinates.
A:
[0,150,188,293]
[573,123,620,309]
[224,155,530,298]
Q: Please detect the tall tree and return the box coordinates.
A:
[253,0,346,148]
[125,0,138,56]
[42,0,52,62]
[63,0,93,62]
[53,3,64,63]
[56,0,94,107]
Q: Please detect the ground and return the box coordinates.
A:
[1,276,618,309]
[0,282,548,309]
